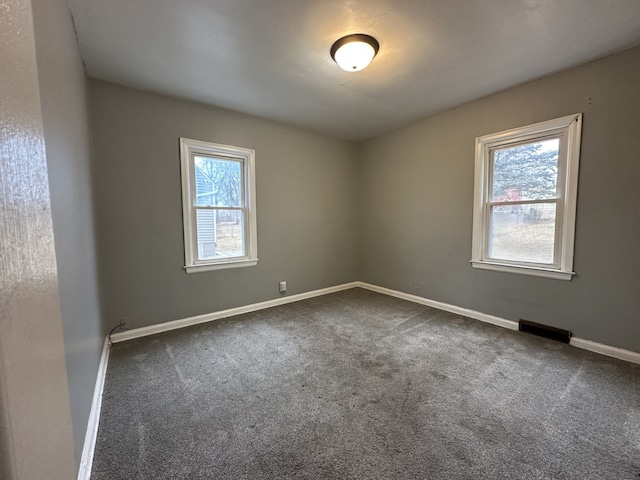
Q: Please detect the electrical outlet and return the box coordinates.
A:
[279,281,287,293]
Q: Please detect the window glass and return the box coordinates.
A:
[196,209,244,259]
[491,139,559,202]
[489,203,556,264]
[194,156,242,207]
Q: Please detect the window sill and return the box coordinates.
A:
[470,260,574,281]
[184,258,258,273]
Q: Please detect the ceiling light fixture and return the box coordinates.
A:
[330,34,379,72]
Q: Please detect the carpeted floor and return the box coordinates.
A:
[91,288,640,479]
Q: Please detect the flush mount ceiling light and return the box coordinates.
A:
[330,33,380,72]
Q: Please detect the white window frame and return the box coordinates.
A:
[471,113,582,280]
[180,137,257,273]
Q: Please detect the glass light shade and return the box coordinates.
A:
[334,41,376,71]
[330,34,379,72]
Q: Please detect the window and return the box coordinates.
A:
[180,138,257,273]
[471,114,582,280]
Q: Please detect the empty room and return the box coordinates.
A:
[2,0,640,479]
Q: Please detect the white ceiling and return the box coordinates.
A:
[67,0,640,141]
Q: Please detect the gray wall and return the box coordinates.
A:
[359,45,640,352]
[89,47,640,352]
[89,80,359,330]
[31,0,105,463]
[0,0,77,477]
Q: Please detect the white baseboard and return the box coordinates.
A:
[356,282,519,331]
[569,337,640,364]
[356,282,640,365]
[77,337,110,480]
[109,282,360,343]
[111,280,640,364]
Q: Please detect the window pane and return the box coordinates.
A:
[489,203,556,264]
[491,139,559,202]
[194,156,242,207]
[196,209,244,260]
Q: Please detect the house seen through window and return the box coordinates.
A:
[194,156,243,259]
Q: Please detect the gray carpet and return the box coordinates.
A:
[91,288,640,479]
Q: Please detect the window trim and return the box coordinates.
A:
[471,113,582,280]
[180,137,258,273]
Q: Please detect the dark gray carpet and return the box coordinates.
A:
[92,288,640,479]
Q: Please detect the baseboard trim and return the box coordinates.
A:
[110,280,640,365]
[356,282,640,365]
[77,337,110,480]
[569,337,640,364]
[356,282,519,331]
[109,282,360,343]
